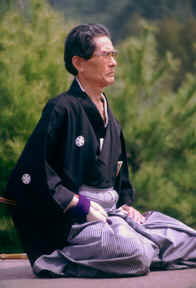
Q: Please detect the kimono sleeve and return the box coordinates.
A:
[6,99,75,212]
[42,101,75,210]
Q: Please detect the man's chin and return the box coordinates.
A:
[106,76,115,86]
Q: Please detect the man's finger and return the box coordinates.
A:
[91,201,107,217]
[87,207,107,223]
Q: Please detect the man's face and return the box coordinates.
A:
[79,36,117,89]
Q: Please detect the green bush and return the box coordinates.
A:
[0,3,196,253]
[109,21,196,227]
[157,17,196,90]
[0,0,74,252]
[0,0,73,196]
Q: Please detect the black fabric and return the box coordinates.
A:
[5,79,134,265]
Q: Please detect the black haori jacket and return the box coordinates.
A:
[6,79,135,265]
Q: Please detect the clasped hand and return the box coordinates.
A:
[87,201,108,222]
[87,201,145,224]
[119,204,145,224]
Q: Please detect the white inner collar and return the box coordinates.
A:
[76,77,108,127]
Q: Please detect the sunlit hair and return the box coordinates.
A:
[64,24,111,75]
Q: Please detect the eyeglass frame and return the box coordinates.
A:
[92,50,118,59]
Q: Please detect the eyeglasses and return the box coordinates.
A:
[93,50,118,59]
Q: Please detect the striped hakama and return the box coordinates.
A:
[33,186,196,278]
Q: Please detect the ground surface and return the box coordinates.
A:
[0,259,196,288]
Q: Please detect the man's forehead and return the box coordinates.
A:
[94,36,114,51]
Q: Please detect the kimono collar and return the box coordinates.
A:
[67,78,110,138]
[76,78,108,128]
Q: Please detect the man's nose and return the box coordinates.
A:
[109,56,117,66]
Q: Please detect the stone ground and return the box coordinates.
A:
[0,259,196,288]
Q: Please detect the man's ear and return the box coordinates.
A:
[72,56,84,73]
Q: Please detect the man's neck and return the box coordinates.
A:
[76,77,107,124]
[76,76,103,103]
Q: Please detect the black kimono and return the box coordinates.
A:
[6,79,134,266]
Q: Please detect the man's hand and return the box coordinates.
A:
[120,205,145,224]
[65,195,108,223]
[87,201,108,223]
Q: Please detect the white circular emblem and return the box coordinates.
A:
[21,173,31,184]
[75,136,85,147]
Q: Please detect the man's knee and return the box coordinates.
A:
[103,234,151,274]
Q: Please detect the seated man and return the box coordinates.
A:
[6,24,196,278]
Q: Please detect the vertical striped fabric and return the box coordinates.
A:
[33,188,196,278]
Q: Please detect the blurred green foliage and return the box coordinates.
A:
[108,21,196,227]
[49,0,196,41]
[0,0,72,195]
[0,0,73,252]
[0,0,196,253]
[157,17,196,90]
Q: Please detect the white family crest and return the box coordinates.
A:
[21,173,31,184]
[75,136,85,147]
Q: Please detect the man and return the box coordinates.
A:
[6,24,196,278]
[62,24,144,224]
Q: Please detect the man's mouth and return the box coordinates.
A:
[108,71,115,76]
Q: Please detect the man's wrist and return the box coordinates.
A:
[64,195,79,213]
[65,194,90,224]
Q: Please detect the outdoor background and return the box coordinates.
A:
[0,0,196,253]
